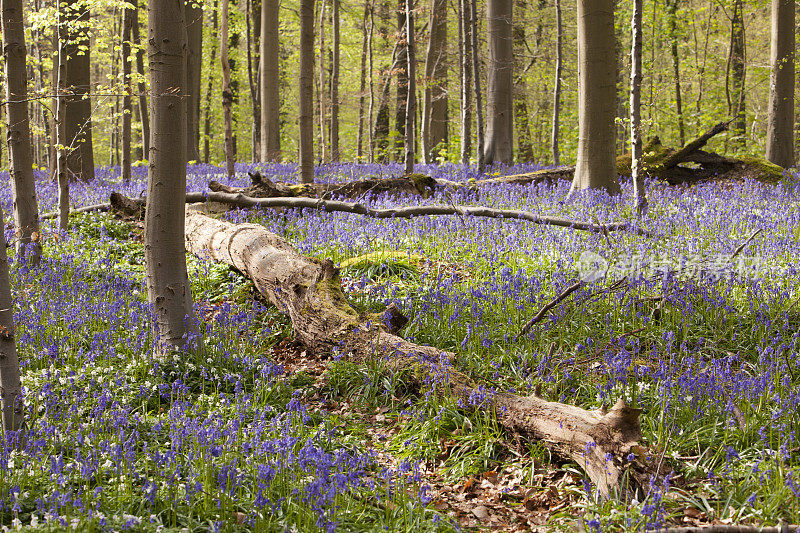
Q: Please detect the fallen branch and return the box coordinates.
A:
[516,281,585,341]
[183,207,659,499]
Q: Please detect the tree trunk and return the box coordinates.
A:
[666,0,684,146]
[317,0,327,163]
[469,0,485,171]
[2,0,42,262]
[0,198,23,431]
[395,0,408,161]
[512,0,532,163]
[260,0,280,161]
[330,0,340,161]
[132,2,150,159]
[403,0,416,174]
[630,0,646,214]
[299,0,315,183]
[203,0,219,163]
[55,9,69,230]
[483,0,513,165]
[183,209,652,499]
[765,0,794,168]
[458,0,472,165]
[357,1,370,161]
[727,0,746,149]
[121,4,133,182]
[570,0,619,195]
[551,0,562,165]
[186,0,203,163]
[221,0,236,178]
[146,0,197,355]
[246,0,261,162]
[421,0,448,163]
[61,0,95,181]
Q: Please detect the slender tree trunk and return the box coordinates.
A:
[765,0,794,168]
[146,0,197,355]
[469,0,485,171]
[666,0,684,146]
[330,0,340,161]
[61,0,95,181]
[317,0,327,163]
[121,4,133,182]
[55,8,69,230]
[221,0,236,178]
[357,1,370,161]
[630,0,646,214]
[203,0,219,163]
[132,2,149,159]
[458,0,472,165]
[727,0,746,148]
[512,0,532,163]
[0,200,23,431]
[260,0,280,160]
[570,0,619,195]
[403,0,416,173]
[551,0,562,165]
[367,1,376,162]
[185,0,203,163]
[299,0,315,182]
[483,0,513,165]
[421,0,448,163]
[2,0,42,262]
[110,10,119,167]
[395,0,408,161]
[246,0,261,162]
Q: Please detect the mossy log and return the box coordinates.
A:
[448,122,785,187]
[184,207,660,499]
[209,171,438,199]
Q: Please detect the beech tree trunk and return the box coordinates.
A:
[260,0,280,161]
[299,0,315,183]
[765,0,794,168]
[55,9,69,230]
[483,0,513,166]
[203,0,219,163]
[183,209,653,499]
[2,0,42,261]
[146,0,197,355]
[551,0,562,165]
[132,2,150,159]
[330,0,340,161]
[630,0,646,214]
[403,0,416,174]
[186,0,203,163]
[571,0,619,195]
[727,0,746,149]
[666,0,684,146]
[394,0,408,161]
[246,0,261,162]
[357,0,370,160]
[0,200,23,431]
[458,0,472,165]
[221,0,236,178]
[470,0,485,171]
[121,4,133,182]
[60,0,95,181]
[421,0,448,163]
[512,0,532,163]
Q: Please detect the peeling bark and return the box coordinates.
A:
[183,209,656,498]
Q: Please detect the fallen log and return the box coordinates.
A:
[97,191,652,236]
[184,207,658,499]
[210,170,438,198]
[455,122,785,187]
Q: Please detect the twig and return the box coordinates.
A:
[729,228,763,261]
[515,281,584,341]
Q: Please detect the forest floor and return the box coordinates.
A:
[0,162,798,532]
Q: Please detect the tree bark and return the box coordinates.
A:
[357,0,370,161]
[458,0,472,165]
[551,0,562,166]
[483,0,513,165]
[421,0,448,163]
[765,0,794,168]
[55,8,69,231]
[666,0,684,147]
[630,0,646,214]
[570,0,619,195]
[246,0,261,162]
[403,0,416,174]
[317,0,327,163]
[183,209,653,499]
[260,0,280,161]
[132,1,149,159]
[60,0,95,181]
[394,0,408,161]
[0,199,23,431]
[512,0,532,163]
[727,0,746,149]
[469,0,485,171]
[121,4,133,182]
[1,0,42,261]
[146,0,197,355]
[186,0,203,163]
[203,0,219,163]
[221,0,236,178]
[330,0,340,161]
[299,0,316,183]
